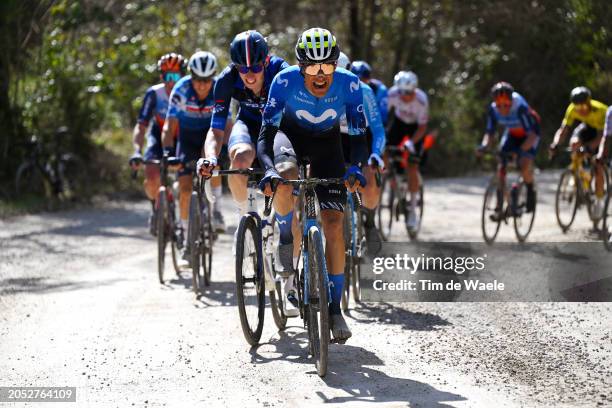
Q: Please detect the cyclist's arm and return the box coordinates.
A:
[161,117,178,149]
[411,91,429,144]
[363,85,385,156]
[517,105,538,151]
[257,75,287,171]
[551,125,570,148]
[481,105,498,148]
[134,88,156,152]
[346,80,368,166]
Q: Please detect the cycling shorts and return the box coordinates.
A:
[570,122,600,145]
[387,120,428,168]
[227,119,261,150]
[341,129,373,164]
[499,130,539,160]
[177,128,206,176]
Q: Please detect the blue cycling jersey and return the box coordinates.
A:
[368,78,389,125]
[137,83,171,136]
[486,92,536,137]
[262,66,366,135]
[340,82,386,156]
[211,55,289,130]
[167,75,215,132]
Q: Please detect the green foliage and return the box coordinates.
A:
[1,0,610,193]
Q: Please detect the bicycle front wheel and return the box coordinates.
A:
[341,203,353,311]
[202,197,214,286]
[481,180,502,244]
[555,169,578,233]
[406,181,424,240]
[306,227,329,377]
[157,189,168,284]
[235,215,265,346]
[513,182,536,243]
[188,192,202,293]
[377,175,395,240]
[603,194,612,251]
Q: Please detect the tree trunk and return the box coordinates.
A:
[348,0,362,60]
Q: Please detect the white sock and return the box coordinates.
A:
[181,218,188,230]
[410,192,418,211]
[212,186,222,212]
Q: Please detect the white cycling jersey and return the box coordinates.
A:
[387,87,429,125]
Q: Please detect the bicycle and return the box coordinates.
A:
[603,158,612,250]
[377,145,424,240]
[205,168,287,346]
[185,161,215,294]
[554,146,609,233]
[131,156,184,283]
[480,151,537,244]
[15,127,85,200]
[341,182,364,311]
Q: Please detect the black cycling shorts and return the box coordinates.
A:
[571,123,599,144]
[278,124,346,212]
[387,119,428,168]
[341,129,373,164]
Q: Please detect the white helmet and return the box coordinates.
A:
[394,70,418,93]
[337,52,351,70]
[188,51,218,78]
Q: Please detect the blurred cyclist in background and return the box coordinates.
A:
[351,60,389,126]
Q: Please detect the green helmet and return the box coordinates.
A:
[295,27,340,63]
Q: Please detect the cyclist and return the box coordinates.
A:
[198,31,297,284]
[161,51,218,253]
[386,70,429,232]
[351,60,389,125]
[596,106,612,164]
[338,52,385,245]
[257,28,368,341]
[549,86,609,217]
[476,82,540,219]
[129,53,186,235]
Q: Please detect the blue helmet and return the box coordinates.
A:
[230,30,268,66]
[351,61,372,79]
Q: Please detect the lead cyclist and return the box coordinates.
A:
[257,28,369,341]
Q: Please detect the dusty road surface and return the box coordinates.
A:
[1,170,611,407]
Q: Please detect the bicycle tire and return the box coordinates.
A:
[407,181,424,240]
[203,198,214,286]
[586,167,609,225]
[481,180,502,244]
[169,200,182,276]
[341,203,353,311]
[306,226,329,377]
[189,192,202,293]
[353,207,364,302]
[377,175,395,241]
[157,189,167,284]
[603,193,612,251]
[269,283,287,330]
[15,161,46,196]
[555,169,579,233]
[513,182,536,243]
[235,215,265,346]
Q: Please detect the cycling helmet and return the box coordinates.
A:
[188,51,218,78]
[491,81,514,99]
[158,53,186,73]
[570,86,591,104]
[337,52,351,70]
[295,27,340,63]
[394,71,418,92]
[230,30,268,66]
[351,61,372,79]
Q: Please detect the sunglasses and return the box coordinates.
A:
[399,89,415,96]
[163,72,181,82]
[574,103,589,110]
[301,63,336,76]
[236,63,264,74]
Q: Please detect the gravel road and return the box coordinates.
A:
[1,170,610,407]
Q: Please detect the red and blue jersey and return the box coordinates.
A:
[486,92,539,138]
[137,83,170,137]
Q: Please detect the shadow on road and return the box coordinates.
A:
[0,276,126,295]
[348,302,452,332]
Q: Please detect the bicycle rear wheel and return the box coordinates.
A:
[157,189,168,284]
[235,215,265,346]
[377,175,394,240]
[481,180,502,244]
[188,192,202,293]
[513,182,536,242]
[306,227,329,377]
[406,181,424,240]
[555,169,578,233]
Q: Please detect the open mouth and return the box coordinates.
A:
[313,79,328,89]
[245,77,257,85]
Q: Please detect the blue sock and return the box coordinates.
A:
[275,211,293,245]
[329,274,344,315]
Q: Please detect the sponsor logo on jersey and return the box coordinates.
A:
[349,81,359,93]
[295,108,338,124]
[268,97,277,108]
[277,77,289,87]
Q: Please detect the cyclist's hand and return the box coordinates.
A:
[259,168,282,197]
[368,153,384,170]
[129,152,143,170]
[403,139,416,154]
[344,165,366,193]
[197,157,217,180]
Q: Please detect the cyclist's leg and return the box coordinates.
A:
[227,120,256,219]
[587,133,605,198]
[176,130,201,231]
[361,129,381,225]
[517,133,539,212]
